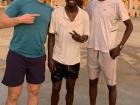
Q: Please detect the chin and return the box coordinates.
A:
[68,4,76,7]
[67,2,77,7]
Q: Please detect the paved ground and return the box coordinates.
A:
[0,17,140,105]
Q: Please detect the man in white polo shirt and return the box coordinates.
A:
[87,0,133,105]
[48,0,89,105]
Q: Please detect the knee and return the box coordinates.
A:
[28,88,39,97]
[8,91,21,102]
[66,86,74,94]
[52,85,61,95]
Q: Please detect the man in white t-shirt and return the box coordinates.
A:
[48,0,89,105]
[87,0,133,105]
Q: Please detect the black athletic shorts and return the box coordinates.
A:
[2,50,46,87]
[51,60,80,83]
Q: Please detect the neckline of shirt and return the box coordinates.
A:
[63,7,81,22]
[97,0,109,3]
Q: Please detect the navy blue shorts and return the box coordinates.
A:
[51,60,80,83]
[2,50,46,87]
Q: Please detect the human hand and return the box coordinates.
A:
[17,13,40,24]
[109,46,121,59]
[69,30,84,43]
[48,58,56,74]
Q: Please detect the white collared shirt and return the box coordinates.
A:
[49,7,90,65]
[87,0,130,53]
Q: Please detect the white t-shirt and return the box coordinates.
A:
[87,0,130,53]
[49,7,90,65]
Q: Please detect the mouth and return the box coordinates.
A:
[69,0,74,3]
[68,0,75,4]
[66,0,76,6]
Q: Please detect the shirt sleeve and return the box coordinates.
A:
[117,0,130,21]
[49,10,56,34]
[5,0,21,17]
[83,13,90,36]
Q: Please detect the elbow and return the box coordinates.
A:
[125,19,133,32]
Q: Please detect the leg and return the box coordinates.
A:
[66,78,76,105]
[26,55,46,105]
[99,52,117,105]
[27,83,41,105]
[2,51,26,105]
[5,85,23,105]
[87,49,100,105]
[89,78,98,105]
[51,80,62,105]
[107,85,117,105]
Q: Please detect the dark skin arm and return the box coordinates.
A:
[48,33,56,74]
[110,19,133,59]
[69,30,88,43]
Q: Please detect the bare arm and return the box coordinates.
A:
[48,33,55,61]
[110,19,133,59]
[0,13,20,28]
[118,19,133,47]
[48,33,56,73]
[0,12,40,29]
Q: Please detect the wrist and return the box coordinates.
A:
[117,44,124,50]
[16,16,22,24]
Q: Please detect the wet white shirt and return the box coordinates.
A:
[49,7,89,65]
[87,0,130,53]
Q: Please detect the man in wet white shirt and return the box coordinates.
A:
[87,0,133,105]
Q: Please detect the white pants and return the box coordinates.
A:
[87,49,117,86]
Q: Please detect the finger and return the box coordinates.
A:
[69,32,74,36]
[49,68,53,73]
[83,35,88,40]
[48,67,52,73]
[110,51,114,59]
[30,20,35,23]
[53,64,56,71]
[48,64,54,73]
[51,69,55,74]
[30,14,40,17]
[112,53,116,59]
[52,61,57,71]
[73,30,77,34]
[50,67,55,74]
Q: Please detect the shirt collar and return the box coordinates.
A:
[63,6,81,22]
